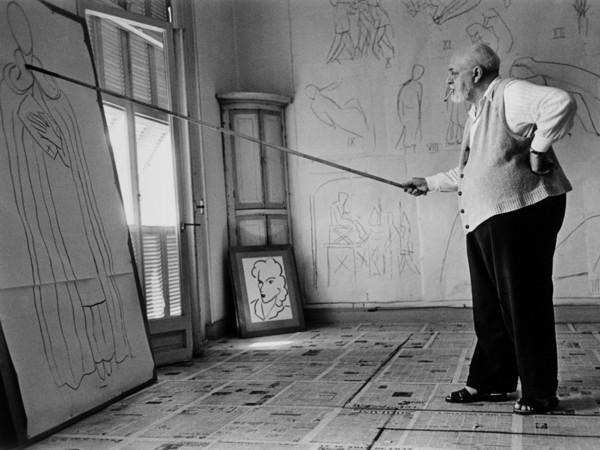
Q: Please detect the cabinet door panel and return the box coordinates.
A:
[233,112,263,208]
[268,216,289,245]
[262,114,286,207]
[237,216,268,246]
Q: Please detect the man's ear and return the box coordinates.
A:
[472,66,483,83]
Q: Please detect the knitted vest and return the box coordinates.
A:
[457,78,572,233]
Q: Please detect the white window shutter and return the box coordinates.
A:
[100,20,126,96]
[166,232,181,316]
[142,232,166,319]
[130,34,152,104]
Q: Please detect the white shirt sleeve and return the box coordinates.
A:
[503,79,577,152]
[425,166,460,192]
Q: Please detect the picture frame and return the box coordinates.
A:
[229,244,305,338]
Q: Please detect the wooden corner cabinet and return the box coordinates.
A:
[218,92,293,247]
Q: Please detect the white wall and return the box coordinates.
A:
[189,0,238,336]
[192,0,600,331]
[286,0,600,308]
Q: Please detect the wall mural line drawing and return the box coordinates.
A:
[555,214,600,293]
[292,0,600,303]
[396,64,424,154]
[326,0,395,68]
[509,57,600,138]
[404,0,482,26]
[310,176,419,290]
[573,0,590,37]
[466,7,514,54]
[0,1,131,390]
[305,81,371,140]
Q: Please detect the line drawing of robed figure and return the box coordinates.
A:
[0,2,132,389]
[249,258,293,322]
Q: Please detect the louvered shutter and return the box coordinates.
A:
[148,0,169,21]
[130,34,153,104]
[165,232,182,315]
[126,0,169,21]
[87,17,126,95]
[142,231,166,319]
[150,31,169,109]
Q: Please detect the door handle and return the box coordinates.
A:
[180,223,201,231]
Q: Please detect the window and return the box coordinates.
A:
[86,5,181,320]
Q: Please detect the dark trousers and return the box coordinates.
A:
[465,194,566,399]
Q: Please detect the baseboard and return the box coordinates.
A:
[205,318,237,340]
[203,305,600,342]
[304,305,600,325]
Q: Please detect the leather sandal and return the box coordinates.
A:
[445,388,508,403]
[513,397,559,415]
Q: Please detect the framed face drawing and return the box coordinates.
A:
[229,245,305,338]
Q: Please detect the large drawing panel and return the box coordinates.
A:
[0,0,154,440]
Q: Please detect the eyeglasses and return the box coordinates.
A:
[447,67,471,79]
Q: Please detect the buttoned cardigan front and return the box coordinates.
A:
[426,78,572,233]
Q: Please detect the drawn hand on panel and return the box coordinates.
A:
[1,1,132,389]
[26,110,71,166]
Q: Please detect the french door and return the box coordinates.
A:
[85,3,193,364]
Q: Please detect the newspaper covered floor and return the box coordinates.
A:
[29,321,600,450]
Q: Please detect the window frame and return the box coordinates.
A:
[84,1,186,321]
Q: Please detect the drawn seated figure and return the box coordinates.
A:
[329,192,368,245]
